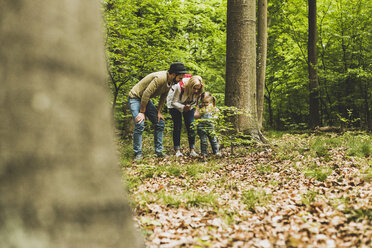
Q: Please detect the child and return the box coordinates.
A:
[194,92,221,156]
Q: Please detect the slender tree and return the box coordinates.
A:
[256,0,268,129]
[308,0,320,128]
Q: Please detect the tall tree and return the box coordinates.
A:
[0,0,143,247]
[256,0,268,129]
[308,0,320,128]
[225,0,266,142]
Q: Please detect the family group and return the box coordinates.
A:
[128,62,221,161]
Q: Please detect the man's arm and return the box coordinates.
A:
[157,92,168,121]
[140,78,159,113]
[135,78,159,124]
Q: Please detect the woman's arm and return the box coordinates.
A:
[170,84,186,112]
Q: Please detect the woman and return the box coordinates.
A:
[167,75,204,157]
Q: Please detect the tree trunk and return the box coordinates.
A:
[256,0,268,130]
[0,1,143,247]
[108,69,119,110]
[265,93,273,128]
[363,82,372,131]
[308,0,320,128]
[225,0,267,143]
[225,0,255,132]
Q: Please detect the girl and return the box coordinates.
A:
[167,75,204,157]
[194,92,221,156]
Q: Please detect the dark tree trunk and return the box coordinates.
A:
[308,0,320,128]
[265,94,273,128]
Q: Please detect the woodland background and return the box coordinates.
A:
[103,0,371,132]
[101,1,371,246]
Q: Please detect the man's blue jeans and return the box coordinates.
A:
[128,98,165,156]
[169,108,196,150]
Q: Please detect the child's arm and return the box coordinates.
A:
[213,106,220,119]
[194,107,201,119]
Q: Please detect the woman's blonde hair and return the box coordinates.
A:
[183,75,204,99]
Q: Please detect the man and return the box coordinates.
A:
[128,62,188,160]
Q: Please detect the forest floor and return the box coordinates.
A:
[120,131,371,248]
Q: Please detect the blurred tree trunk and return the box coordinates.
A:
[225,0,267,143]
[308,0,320,128]
[256,0,268,130]
[0,0,143,247]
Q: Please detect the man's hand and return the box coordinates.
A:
[135,112,145,124]
[157,112,165,122]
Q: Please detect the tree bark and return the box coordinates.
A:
[225,0,256,130]
[0,1,143,247]
[225,0,267,143]
[308,0,320,128]
[265,91,273,128]
[256,0,268,129]
[363,82,372,131]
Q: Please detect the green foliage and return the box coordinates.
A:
[337,109,361,128]
[193,105,254,154]
[103,0,227,128]
[361,166,372,181]
[186,163,212,177]
[265,0,372,130]
[166,164,182,177]
[344,208,372,222]
[104,0,372,132]
[158,191,182,208]
[158,191,218,208]
[303,163,333,181]
[125,175,142,191]
[139,164,157,178]
[343,132,372,157]
[270,133,310,161]
[310,137,330,158]
[256,164,273,175]
[241,189,272,211]
[185,191,217,207]
[301,190,318,206]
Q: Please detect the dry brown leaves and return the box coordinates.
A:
[124,134,371,247]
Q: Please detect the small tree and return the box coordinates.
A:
[308,0,320,128]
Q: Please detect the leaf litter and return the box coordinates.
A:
[123,133,371,247]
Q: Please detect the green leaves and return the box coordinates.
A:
[104,0,372,131]
[266,0,372,130]
[241,189,272,211]
[103,0,227,128]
